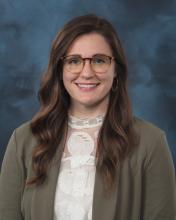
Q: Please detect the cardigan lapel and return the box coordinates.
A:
[29,133,66,220]
[31,159,61,220]
[92,170,119,220]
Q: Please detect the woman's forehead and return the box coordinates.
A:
[66,33,113,57]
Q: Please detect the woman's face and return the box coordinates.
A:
[62,33,116,113]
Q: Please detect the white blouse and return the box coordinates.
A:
[53,115,104,220]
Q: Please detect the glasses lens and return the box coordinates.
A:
[63,56,83,73]
[91,55,111,73]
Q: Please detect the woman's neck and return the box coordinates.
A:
[69,102,108,119]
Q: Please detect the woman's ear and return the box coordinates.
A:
[111,76,118,92]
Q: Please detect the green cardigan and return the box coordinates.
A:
[0,117,176,220]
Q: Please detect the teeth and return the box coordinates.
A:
[78,84,97,88]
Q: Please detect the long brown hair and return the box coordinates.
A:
[27,14,138,191]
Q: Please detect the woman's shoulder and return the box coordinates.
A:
[131,116,171,164]
[133,116,165,139]
[14,121,34,141]
[15,120,32,133]
[12,121,37,154]
[3,121,37,169]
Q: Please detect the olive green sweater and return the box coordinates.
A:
[0,117,176,220]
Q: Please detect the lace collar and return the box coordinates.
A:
[68,114,105,129]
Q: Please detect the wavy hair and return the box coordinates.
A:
[27,14,138,192]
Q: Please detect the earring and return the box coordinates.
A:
[111,77,118,92]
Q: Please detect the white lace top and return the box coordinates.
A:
[53,114,104,220]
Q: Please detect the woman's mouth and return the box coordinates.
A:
[76,83,99,91]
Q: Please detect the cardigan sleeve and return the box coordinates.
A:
[142,132,176,220]
[0,130,24,220]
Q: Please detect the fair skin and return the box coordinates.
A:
[63,33,116,118]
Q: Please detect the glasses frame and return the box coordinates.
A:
[61,54,115,74]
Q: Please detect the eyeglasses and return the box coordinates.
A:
[61,54,115,74]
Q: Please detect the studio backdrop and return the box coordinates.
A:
[0,0,176,166]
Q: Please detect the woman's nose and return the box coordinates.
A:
[79,60,95,78]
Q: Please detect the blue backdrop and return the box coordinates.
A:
[0,0,176,166]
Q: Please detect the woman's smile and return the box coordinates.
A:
[75,83,100,92]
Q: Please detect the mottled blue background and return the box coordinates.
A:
[0,0,176,166]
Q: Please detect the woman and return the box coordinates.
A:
[0,14,175,220]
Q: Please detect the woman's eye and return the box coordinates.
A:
[93,58,105,64]
[67,58,80,65]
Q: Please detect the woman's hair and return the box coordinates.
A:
[27,14,138,192]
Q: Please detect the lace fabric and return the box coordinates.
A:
[54,115,104,220]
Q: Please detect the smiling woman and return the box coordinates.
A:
[0,14,176,220]
[62,33,116,115]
